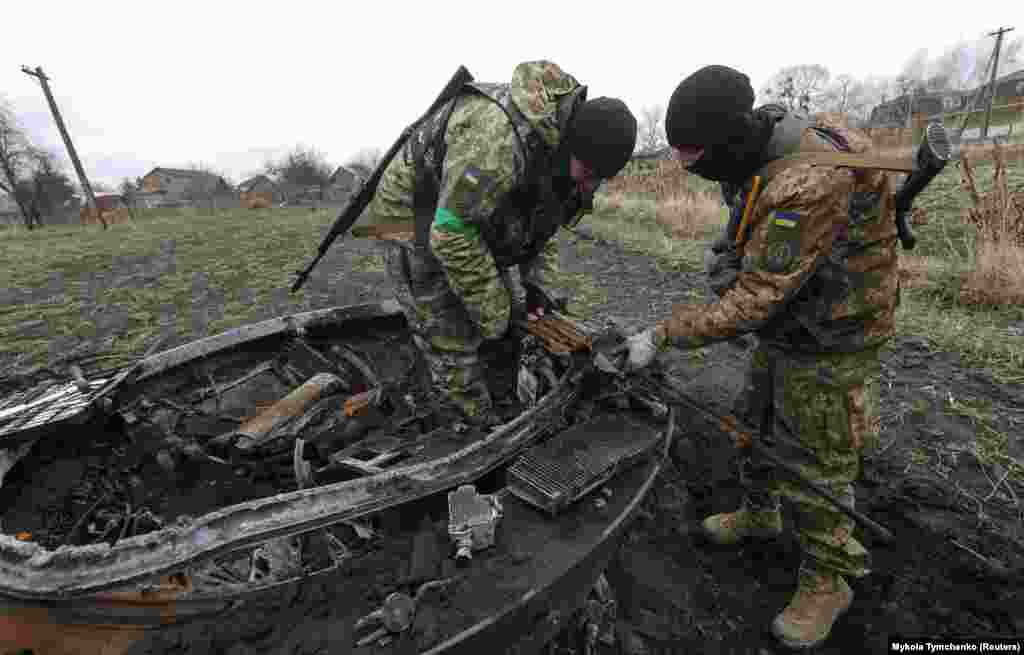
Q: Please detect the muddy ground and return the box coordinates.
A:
[5,232,1024,654]
[551,230,1024,654]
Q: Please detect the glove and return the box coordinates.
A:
[624,328,659,372]
[705,246,742,297]
[522,281,560,320]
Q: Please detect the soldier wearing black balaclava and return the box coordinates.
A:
[624,65,902,650]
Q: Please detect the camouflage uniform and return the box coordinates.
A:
[652,116,899,578]
[367,61,589,419]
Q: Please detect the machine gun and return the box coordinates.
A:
[892,121,952,251]
[291,65,474,292]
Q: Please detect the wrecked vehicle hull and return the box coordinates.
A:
[0,301,672,654]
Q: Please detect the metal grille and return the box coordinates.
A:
[507,414,661,514]
[0,378,108,440]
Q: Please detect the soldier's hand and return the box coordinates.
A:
[523,281,555,321]
[624,329,659,372]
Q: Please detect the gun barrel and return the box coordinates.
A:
[892,123,951,250]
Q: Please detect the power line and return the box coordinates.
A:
[982,26,1015,139]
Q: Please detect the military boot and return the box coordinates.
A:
[770,563,854,650]
[700,493,783,545]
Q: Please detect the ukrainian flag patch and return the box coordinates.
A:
[772,210,800,228]
[464,166,481,186]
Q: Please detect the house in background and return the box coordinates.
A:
[140,167,235,208]
[323,165,365,203]
[238,174,280,209]
[869,69,1024,131]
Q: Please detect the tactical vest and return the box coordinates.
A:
[406,82,576,268]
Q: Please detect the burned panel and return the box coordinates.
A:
[507,414,662,515]
[0,378,108,442]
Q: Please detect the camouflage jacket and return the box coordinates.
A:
[408,61,588,338]
[654,115,900,354]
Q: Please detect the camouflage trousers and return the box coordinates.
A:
[731,343,883,578]
[383,243,522,419]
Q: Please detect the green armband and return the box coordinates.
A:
[433,207,480,238]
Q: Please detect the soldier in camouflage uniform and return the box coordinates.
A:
[625,66,899,649]
[367,61,637,426]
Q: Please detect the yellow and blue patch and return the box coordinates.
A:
[772,210,801,228]
[464,166,481,186]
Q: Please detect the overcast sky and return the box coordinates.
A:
[1,1,1020,189]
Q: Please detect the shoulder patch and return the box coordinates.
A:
[464,166,482,186]
[772,210,801,228]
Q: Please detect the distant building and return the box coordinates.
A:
[238,174,280,209]
[869,70,1024,128]
[324,166,365,203]
[140,167,234,207]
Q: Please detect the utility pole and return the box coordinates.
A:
[20,65,106,229]
[982,26,1015,140]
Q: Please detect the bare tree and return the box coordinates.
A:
[265,145,334,202]
[760,65,831,113]
[636,105,667,154]
[345,147,382,173]
[184,162,233,212]
[0,101,39,228]
[13,148,76,225]
[119,176,139,209]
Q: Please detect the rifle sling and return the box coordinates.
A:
[755,152,916,185]
[351,222,416,239]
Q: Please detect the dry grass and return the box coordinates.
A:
[603,160,725,239]
[959,239,1024,307]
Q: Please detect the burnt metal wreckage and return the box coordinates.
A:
[0,301,680,655]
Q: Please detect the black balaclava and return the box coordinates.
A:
[665,65,775,184]
[564,97,638,179]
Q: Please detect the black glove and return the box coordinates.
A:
[523,281,567,315]
[705,245,743,297]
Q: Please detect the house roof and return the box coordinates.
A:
[145,167,221,179]
[330,165,366,184]
[238,174,276,192]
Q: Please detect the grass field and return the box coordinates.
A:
[2,155,1023,383]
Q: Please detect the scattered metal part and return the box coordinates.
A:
[221,373,347,451]
[116,503,133,544]
[248,537,303,584]
[330,345,380,388]
[294,438,313,490]
[448,485,502,561]
[354,578,453,646]
[186,361,275,404]
[344,520,377,540]
[62,491,111,547]
[507,415,662,515]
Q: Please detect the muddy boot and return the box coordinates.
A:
[700,493,782,545]
[770,563,854,650]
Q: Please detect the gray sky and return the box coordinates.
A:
[1,1,1020,189]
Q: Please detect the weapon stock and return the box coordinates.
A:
[893,122,952,251]
[635,371,896,545]
[291,65,474,293]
